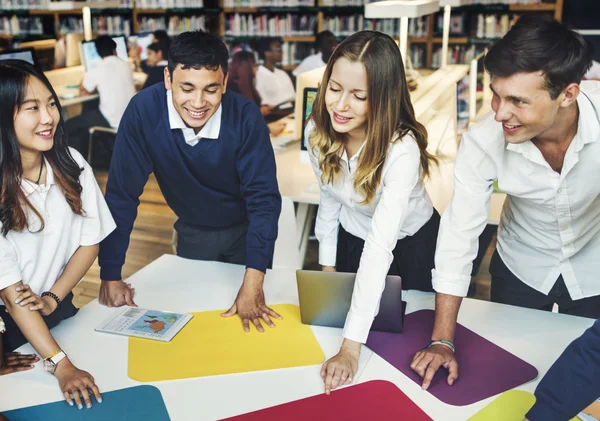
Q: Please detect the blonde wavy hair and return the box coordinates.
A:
[308,30,436,205]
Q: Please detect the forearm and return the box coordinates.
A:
[51,245,99,301]
[0,282,62,358]
[432,293,463,342]
[243,268,265,288]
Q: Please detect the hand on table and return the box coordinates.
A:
[222,269,282,332]
[98,281,136,308]
[0,352,39,375]
[321,342,360,395]
[268,121,287,136]
[55,358,102,410]
[410,343,458,390]
[8,285,56,316]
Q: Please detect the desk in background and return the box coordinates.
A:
[0,254,593,420]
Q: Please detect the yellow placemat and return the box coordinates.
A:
[128,304,325,382]
[468,390,578,421]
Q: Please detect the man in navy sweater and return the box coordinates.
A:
[525,319,600,421]
[98,31,283,333]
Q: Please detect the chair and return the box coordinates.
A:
[171,197,302,270]
[88,126,117,165]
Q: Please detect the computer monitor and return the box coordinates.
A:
[294,66,325,145]
[300,87,318,151]
[129,32,154,61]
[0,48,37,67]
[80,35,128,72]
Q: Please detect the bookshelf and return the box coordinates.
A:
[0,0,563,70]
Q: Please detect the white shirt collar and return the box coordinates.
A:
[506,91,599,158]
[166,89,222,145]
[21,155,54,197]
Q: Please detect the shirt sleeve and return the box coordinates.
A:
[98,100,153,281]
[82,68,98,93]
[0,235,22,291]
[255,72,271,105]
[343,137,422,343]
[432,131,496,297]
[527,319,600,421]
[237,104,282,273]
[73,149,117,246]
[307,123,341,267]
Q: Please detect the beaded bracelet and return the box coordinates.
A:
[41,291,61,308]
[426,339,455,353]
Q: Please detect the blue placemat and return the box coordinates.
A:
[2,385,170,421]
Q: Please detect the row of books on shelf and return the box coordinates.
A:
[223,0,314,7]
[472,0,546,4]
[319,0,365,6]
[137,15,206,34]
[323,15,398,38]
[280,41,315,65]
[136,0,204,9]
[58,15,132,36]
[225,13,316,37]
[0,16,43,35]
[0,0,133,9]
[431,44,485,68]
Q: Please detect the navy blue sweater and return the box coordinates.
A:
[99,84,281,280]
[527,319,600,421]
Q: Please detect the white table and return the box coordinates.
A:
[0,255,593,420]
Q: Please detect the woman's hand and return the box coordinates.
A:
[10,285,56,316]
[320,341,360,395]
[54,359,102,410]
[0,351,39,375]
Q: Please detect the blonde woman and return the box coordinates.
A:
[307,31,439,394]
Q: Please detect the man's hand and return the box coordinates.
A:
[410,344,458,390]
[0,352,39,375]
[98,281,136,308]
[221,268,282,332]
[322,266,336,272]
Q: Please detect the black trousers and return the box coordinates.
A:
[0,292,79,352]
[335,210,440,292]
[65,108,110,159]
[175,219,249,265]
[490,250,600,318]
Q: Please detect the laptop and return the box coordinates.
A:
[296,270,405,333]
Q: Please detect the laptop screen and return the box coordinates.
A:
[80,36,128,72]
[300,87,318,151]
[0,48,36,66]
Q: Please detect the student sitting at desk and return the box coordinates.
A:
[255,37,295,120]
[131,30,171,74]
[306,31,439,394]
[0,60,116,409]
[98,31,283,334]
[411,16,600,391]
[227,51,287,136]
[142,41,169,90]
[293,30,337,77]
[65,35,135,157]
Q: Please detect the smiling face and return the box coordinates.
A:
[13,76,60,155]
[325,57,368,142]
[164,65,228,134]
[490,71,566,144]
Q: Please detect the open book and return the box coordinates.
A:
[95,307,193,342]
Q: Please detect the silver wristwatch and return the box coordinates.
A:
[43,350,67,374]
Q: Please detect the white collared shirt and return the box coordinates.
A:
[306,120,434,343]
[433,81,600,300]
[0,148,116,304]
[255,65,295,106]
[82,55,136,128]
[293,53,326,76]
[166,89,222,146]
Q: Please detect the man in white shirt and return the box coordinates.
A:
[410,15,600,390]
[293,30,337,77]
[255,37,295,115]
[584,60,600,80]
[65,35,135,160]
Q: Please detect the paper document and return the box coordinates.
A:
[95,307,193,342]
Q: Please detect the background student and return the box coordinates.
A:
[306,30,439,394]
[0,60,116,409]
[65,35,135,157]
[142,41,169,90]
[293,30,337,76]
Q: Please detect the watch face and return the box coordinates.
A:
[43,359,55,374]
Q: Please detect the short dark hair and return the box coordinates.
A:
[167,30,229,78]
[485,15,593,99]
[256,37,283,60]
[147,41,168,60]
[152,30,171,49]
[94,35,116,58]
[316,30,335,49]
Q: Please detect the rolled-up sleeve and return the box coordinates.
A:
[432,132,496,297]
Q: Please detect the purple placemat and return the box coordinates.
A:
[365,310,538,406]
